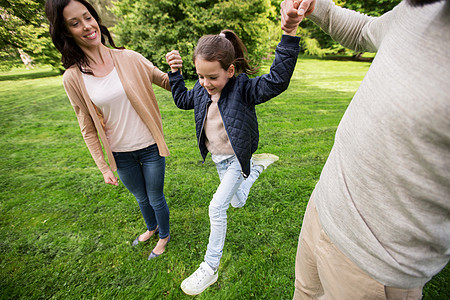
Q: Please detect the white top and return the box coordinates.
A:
[310,0,450,288]
[82,67,155,152]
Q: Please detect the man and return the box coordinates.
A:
[281,0,449,298]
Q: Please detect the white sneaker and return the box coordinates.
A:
[252,153,279,170]
[180,262,218,295]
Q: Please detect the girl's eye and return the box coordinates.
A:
[71,22,79,26]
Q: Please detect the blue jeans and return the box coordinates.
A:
[204,155,262,270]
[113,144,170,239]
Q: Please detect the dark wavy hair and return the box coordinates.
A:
[193,29,258,76]
[45,0,122,72]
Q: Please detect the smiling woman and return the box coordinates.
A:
[63,1,101,51]
[44,0,173,260]
[45,0,119,72]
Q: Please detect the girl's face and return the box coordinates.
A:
[63,0,101,50]
[195,57,235,96]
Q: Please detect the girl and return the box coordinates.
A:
[166,24,300,295]
[45,0,171,259]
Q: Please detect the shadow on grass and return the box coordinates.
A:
[0,69,62,81]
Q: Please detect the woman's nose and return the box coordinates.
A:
[83,22,92,30]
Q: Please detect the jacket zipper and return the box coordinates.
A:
[198,99,211,164]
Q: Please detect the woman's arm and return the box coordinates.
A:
[63,73,117,185]
[132,51,171,91]
[151,66,171,91]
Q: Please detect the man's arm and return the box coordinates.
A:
[282,0,399,53]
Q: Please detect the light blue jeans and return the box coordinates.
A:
[204,155,262,270]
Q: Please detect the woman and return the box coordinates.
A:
[45,0,171,259]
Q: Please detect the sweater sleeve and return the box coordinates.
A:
[62,70,110,174]
[152,67,171,91]
[308,0,398,53]
[133,51,171,91]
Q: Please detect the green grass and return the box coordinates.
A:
[0,59,448,299]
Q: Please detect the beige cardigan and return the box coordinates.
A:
[63,48,171,174]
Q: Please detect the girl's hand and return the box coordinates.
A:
[103,170,118,186]
[166,50,183,73]
[281,0,316,35]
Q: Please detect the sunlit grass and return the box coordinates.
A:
[0,57,447,299]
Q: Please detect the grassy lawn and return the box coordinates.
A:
[0,59,448,299]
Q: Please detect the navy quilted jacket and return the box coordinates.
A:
[168,35,300,177]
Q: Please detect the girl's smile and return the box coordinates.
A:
[195,57,235,96]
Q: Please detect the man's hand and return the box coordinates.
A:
[281,0,316,35]
[298,0,316,18]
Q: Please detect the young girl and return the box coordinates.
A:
[45,0,171,259]
[166,24,301,295]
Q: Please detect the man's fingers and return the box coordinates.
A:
[298,0,315,16]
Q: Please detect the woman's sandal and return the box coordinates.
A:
[148,235,171,260]
[132,227,159,247]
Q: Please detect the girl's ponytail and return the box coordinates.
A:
[193,29,258,76]
[220,30,258,75]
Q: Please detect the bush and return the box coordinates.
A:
[111,0,279,79]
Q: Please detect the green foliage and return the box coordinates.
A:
[89,0,117,27]
[340,0,402,16]
[0,0,62,71]
[112,0,279,78]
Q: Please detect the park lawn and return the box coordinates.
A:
[0,58,448,299]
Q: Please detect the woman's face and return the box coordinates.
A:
[63,0,101,50]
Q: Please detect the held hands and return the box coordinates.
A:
[166,50,183,73]
[103,170,118,186]
[281,0,316,35]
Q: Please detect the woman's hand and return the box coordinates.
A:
[103,170,118,186]
[166,50,183,73]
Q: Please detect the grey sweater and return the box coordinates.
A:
[309,0,450,288]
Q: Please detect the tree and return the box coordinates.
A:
[0,0,62,71]
[112,0,278,79]
[342,0,402,16]
[89,0,116,27]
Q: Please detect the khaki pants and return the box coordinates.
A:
[293,193,423,300]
